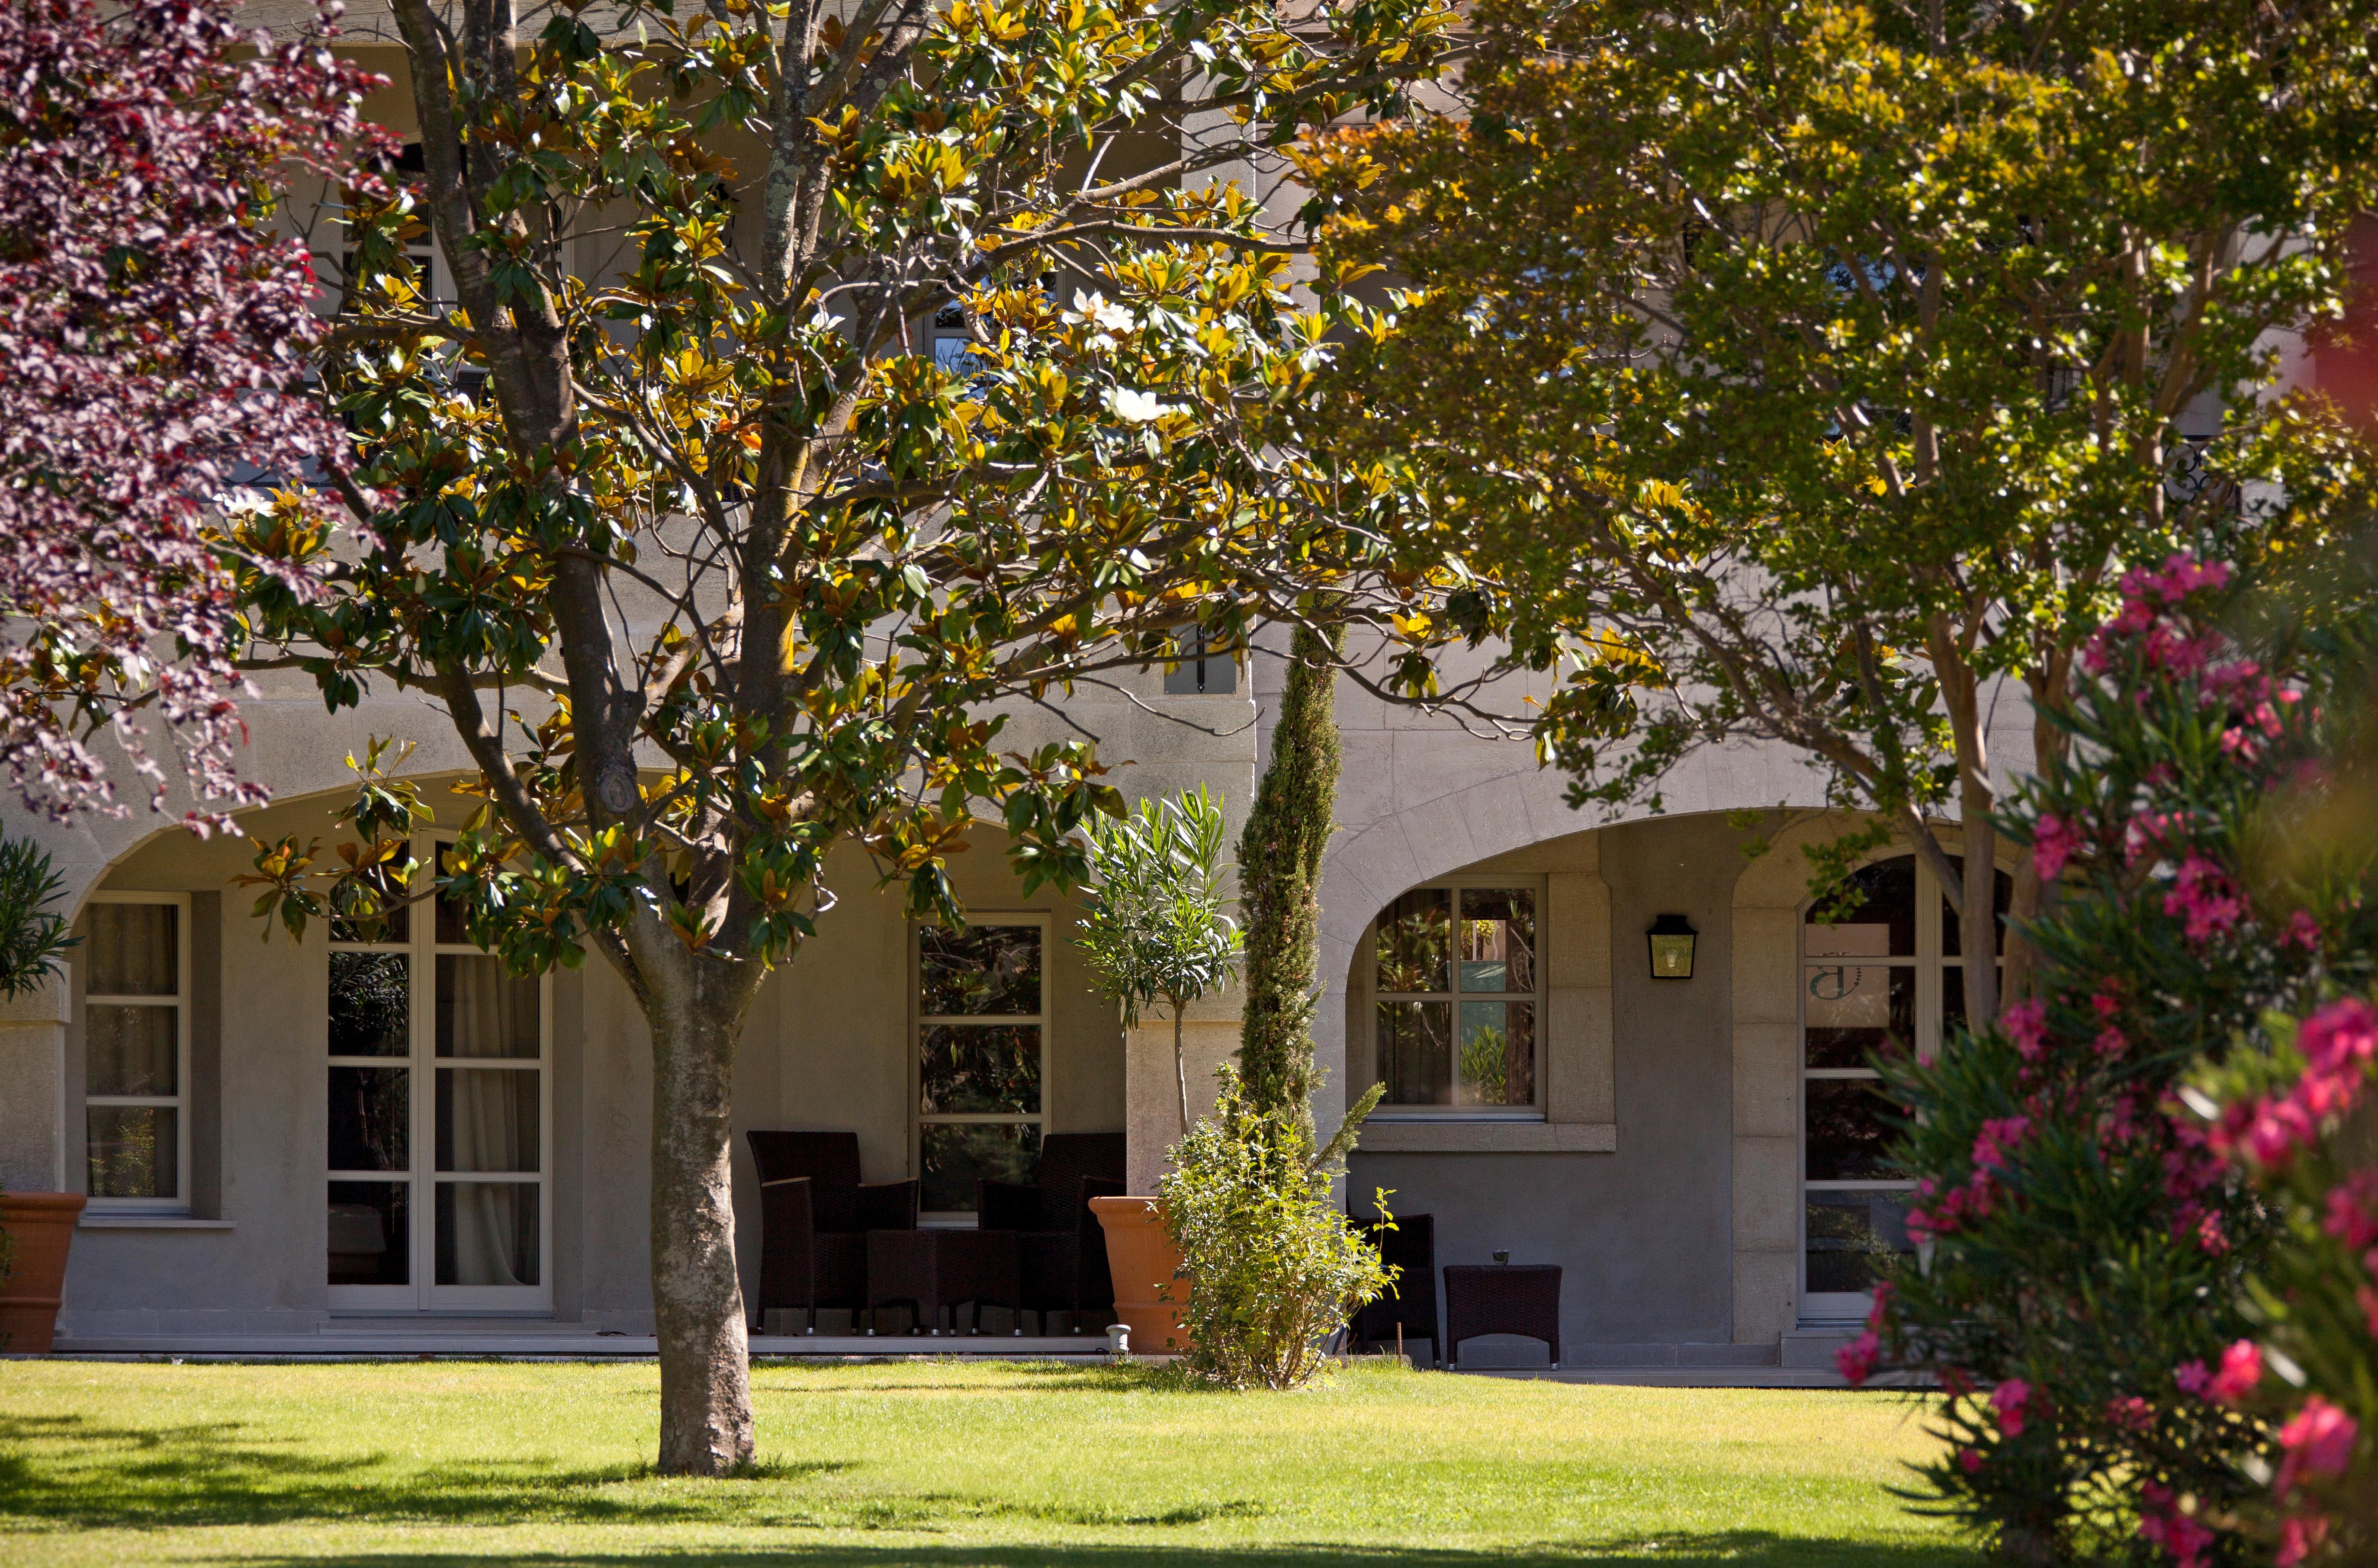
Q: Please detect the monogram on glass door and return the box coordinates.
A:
[1800,851,2008,1321]
[328,840,550,1310]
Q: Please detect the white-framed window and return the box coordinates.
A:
[1800,851,2008,1320]
[1369,879,1543,1115]
[328,839,550,1310]
[81,893,192,1210]
[913,916,1050,1220]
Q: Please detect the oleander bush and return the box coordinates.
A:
[1159,1065,1391,1390]
[1851,554,2378,1564]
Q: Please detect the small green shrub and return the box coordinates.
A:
[1158,1065,1391,1390]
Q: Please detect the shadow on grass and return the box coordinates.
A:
[216,1539,1978,1567]
[0,1414,848,1530]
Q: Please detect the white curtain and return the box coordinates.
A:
[443,956,538,1286]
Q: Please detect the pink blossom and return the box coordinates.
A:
[1957,1446,1981,1474]
[1835,1330,1879,1387]
[2095,1026,2127,1060]
[2031,814,2083,881]
[2327,1173,2378,1252]
[1973,1116,2031,1173]
[1989,1378,2031,1438]
[2274,1397,2358,1498]
[2174,1359,2211,1396]
[2163,855,2243,944]
[2208,1340,2262,1404]
[2285,910,2322,952]
[2277,1513,2331,1568]
[2005,999,2047,1061]
[2107,1396,2153,1434]
[2138,1481,2216,1568]
[2298,999,2378,1078]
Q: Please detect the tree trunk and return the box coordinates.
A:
[1173,1003,1190,1135]
[647,978,756,1475]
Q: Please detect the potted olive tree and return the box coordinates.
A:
[1076,785,1241,1350]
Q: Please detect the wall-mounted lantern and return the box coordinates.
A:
[1647,913,1699,980]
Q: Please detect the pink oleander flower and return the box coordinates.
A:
[2208,1340,2262,1404]
[2285,909,2323,952]
[2005,999,2047,1061]
[2327,1173,2378,1253]
[2107,1396,2153,1434]
[2095,1026,2127,1060]
[2275,1398,2359,1499]
[1989,1378,2031,1438]
[1835,1330,1878,1387]
[2174,1359,2211,1396]
[2163,854,2243,944]
[1865,1279,1893,1329]
[2299,999,2378,1079]
[1972,1116,2031,1173]
[2031,814,2083,881]
[2278,1513,2331,1568]
[1957,1446,1982,1474]
[2138,1481,2217,1568]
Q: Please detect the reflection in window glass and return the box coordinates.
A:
[1802,964,1914,1067]
[919,1123,1041,1214]
[1377,1000,1451,1105]
[88,1106,176,1198]
[87,1005,177,1096]
[1374,888,1450,993]
[1808,859,1917,957]
[1456,1000,1535,1107]
[1458,889,1535,993]
[328,1181,409,1285]
[1805,1078,1905,1181]
[920,1024,1041,1115]
[1805,1192,1914,1294]
[329,1066,409,1172]
[919,925,1042,1016]
[330,952,410,1057]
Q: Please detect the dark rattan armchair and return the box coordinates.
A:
[747,1130,918,1332]
[978,1131,1125,1333]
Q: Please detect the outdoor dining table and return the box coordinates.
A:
[1441,1263,1562,1369]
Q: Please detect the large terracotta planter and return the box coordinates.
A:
[1090,1195,1191,1354]
[0,1192,86,1353]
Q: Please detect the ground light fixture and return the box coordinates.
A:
[1646,913,1698,980]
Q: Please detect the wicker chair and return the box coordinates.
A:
[747,1130,918,1332]
[1351,1213,1439,1364]
[978,1131,1125,1333]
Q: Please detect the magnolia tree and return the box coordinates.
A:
[0,0,384,825]
[231,0,1463,1473]
[1077,784,1241,1134]
[1847,556,2378,1563]
[1300,0,2378,1021]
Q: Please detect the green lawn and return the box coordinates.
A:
[0,1359,1979,1567]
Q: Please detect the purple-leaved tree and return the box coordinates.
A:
[0,0,386,826]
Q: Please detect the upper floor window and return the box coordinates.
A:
[1373,883,1541,1111]
[1163,627,1239,694]
[82,894,190,1208]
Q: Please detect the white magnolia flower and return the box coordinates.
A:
[1108,388,1180,423]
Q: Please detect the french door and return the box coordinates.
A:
[327,840,550,1311]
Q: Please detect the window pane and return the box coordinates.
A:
[88,1106,176,1198]
[1807,1192,1914,1295]
[435,955,539,1058]
[1458,889,1535,994]
[87,903,177,996]
[1456,1000,1535,1107]
[1375,889,1450,993]
[436,1069,540,1172]
[329,1066,409,1172]
[1805,1078,1907,1181]
[919,925,1042,1015]
[1941,861,2015,957]
[919,1122,1041,1213]
[1806,857,1915,957]
[919,1024,1041,1115]
[1803,964,1914,1067]
[329,952,409,1057]
[435,843,469,946]
[1940,967,2006,1039]
[436,1182,540,1286]
[329,1181,409,1285]
[1377,1000,1452,1105]
[87,1004,177,1095]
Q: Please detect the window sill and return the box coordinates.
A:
[1356,1121,1616,1154]
[78,1214,234,1230]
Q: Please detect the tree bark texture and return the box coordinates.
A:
[647,968,756,1474]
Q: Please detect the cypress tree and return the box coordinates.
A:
[1235,622,1343,1135]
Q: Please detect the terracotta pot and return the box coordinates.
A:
[1090,1195,1191,1354]
[0,1192,85,1353]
